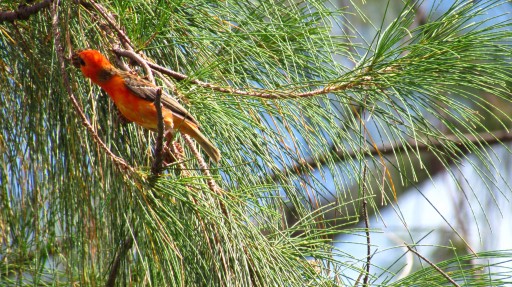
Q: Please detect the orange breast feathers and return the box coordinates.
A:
[98,74,169,131]
[72,49,221,162]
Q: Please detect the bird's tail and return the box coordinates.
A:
[176,123,221,163]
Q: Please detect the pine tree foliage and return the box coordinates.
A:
[1,0,512,286]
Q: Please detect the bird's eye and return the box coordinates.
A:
[79,58,86,66]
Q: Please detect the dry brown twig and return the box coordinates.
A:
[112,48,154,83]
[151,88,165,175]
[182,135,221,194]
[353,165,372,287]
[145,59,367,99]
[405,243,461,287]
[84,0,133,50]
[362,166,371,287]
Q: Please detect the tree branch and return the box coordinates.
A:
[106,233,135,287]
[273,129,512,180]
[112,48,154,83]
[0,0,53,23]
[146,59,367,99]
[151,88,164,175]
[84,2,373,100]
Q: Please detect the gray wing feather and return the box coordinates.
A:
[121,72,200,126]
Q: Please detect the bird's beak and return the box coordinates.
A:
[71,51,83,68]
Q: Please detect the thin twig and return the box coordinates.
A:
[151,88,164,175]
[271,129,512,181]
[147,60,365,99]
[51,0,134,172]
[105,234,135,287]
[182,135,220,194]
[182,135,229,221]
[0,0,53,23]
[362,166,370,287]
[153,70,189,104]
[144,60,196,81]
[405,243,462,287]
[112,48,154,83]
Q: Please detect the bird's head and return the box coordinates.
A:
[72,49,113,83]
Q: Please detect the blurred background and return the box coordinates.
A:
[325,0,512,283]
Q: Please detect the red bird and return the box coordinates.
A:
[72,49,220,162]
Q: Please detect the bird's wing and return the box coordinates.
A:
[121,71,200,126]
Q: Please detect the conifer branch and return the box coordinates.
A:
[273,129,512,180]
[0,0,53,23]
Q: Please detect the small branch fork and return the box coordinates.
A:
[112,48,154,83]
